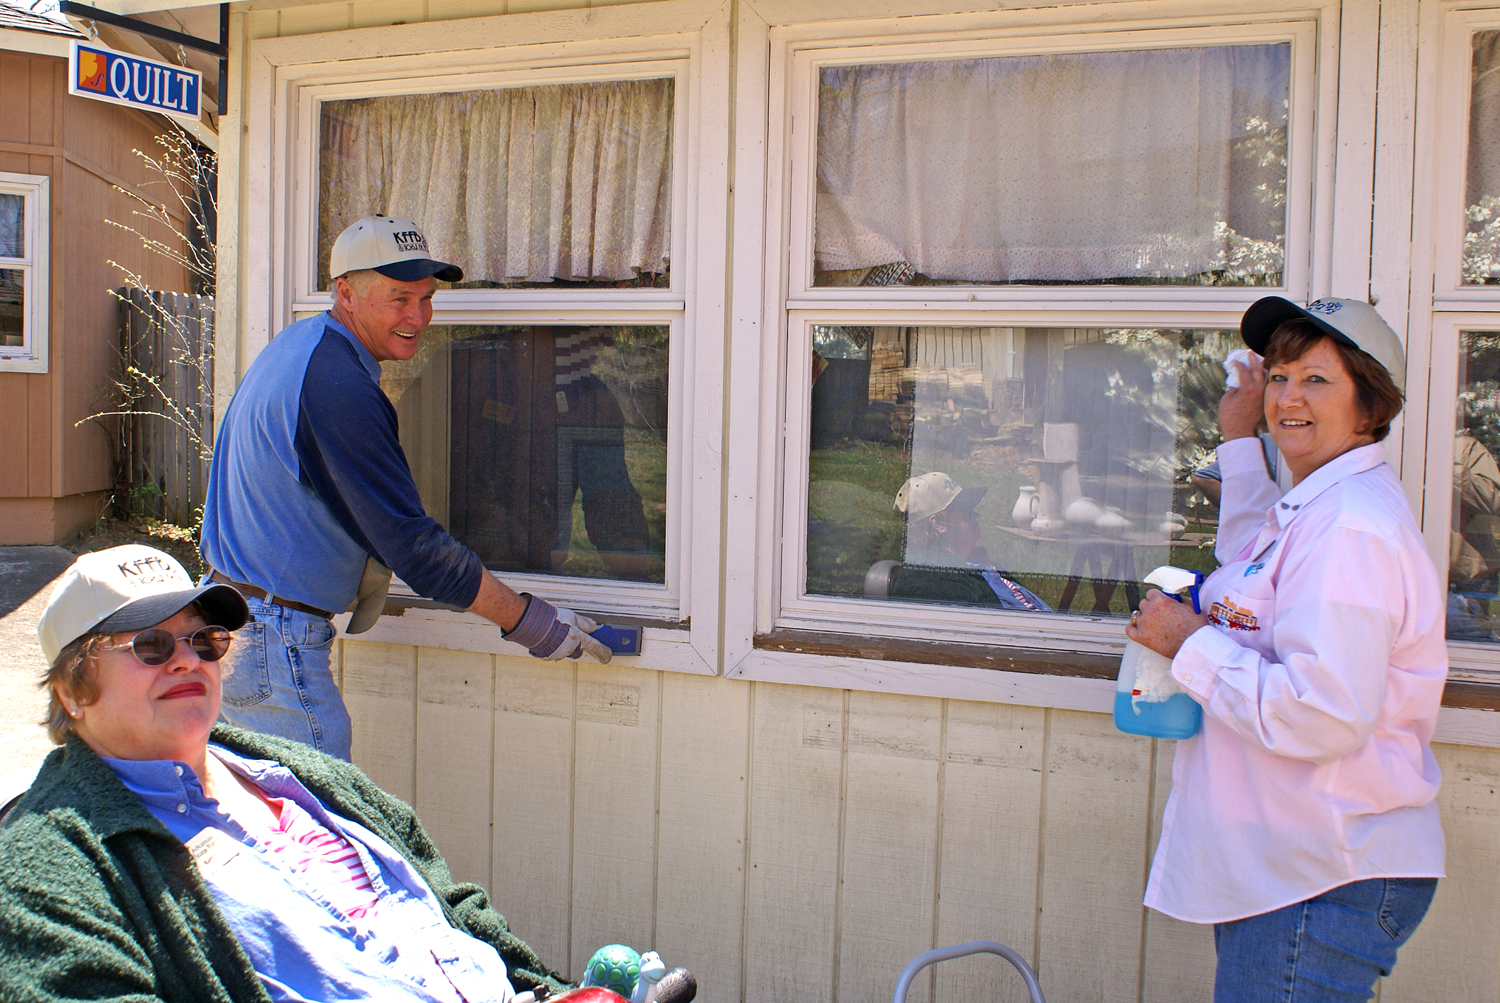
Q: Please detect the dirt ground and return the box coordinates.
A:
[0,519,203,804]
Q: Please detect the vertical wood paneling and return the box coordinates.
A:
[343,639,417,801]
[0,374,29,496]
[569,662,660,978]
[1379,742,1500,1003]
[838,693,943,1003]
[1140,740,1215,1003]
[654,672,751,1003]
[744,683,843,1002]
[415,647,496,889]
[934,701,1045,1003]
[1037,710,1153,1003]
[348,0,428,29]
[490,654,577,973]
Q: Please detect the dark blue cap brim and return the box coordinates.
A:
[373,258,464,283]
[92,583,250,635]
[1241,296,1357,356]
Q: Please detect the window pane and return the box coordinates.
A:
[1450,331,1500,639]
[0,269,22,347]
[805,325,1238,615]
[1465,32,1500,284]
[319,78,674,291]
[381,325,668,583]
[815,44,1290,287]
[0,194,21,259]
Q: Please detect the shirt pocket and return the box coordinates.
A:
[1203,584,1274,638]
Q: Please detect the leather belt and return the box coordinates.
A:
[209,570,336,620]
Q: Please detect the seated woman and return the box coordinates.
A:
[889,471,1050,611]
[0,544,569,1003]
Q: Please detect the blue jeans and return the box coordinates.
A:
[1213,878,1438,1003]
[218,596,350,760]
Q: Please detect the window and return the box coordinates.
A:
[1449,329,1500,641]
[762,18,1321,650]
[379,324,670,586]
[0,174,48,373]
[282,39,703,620]
[1464,31,1500,285]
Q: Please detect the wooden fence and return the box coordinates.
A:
[117,288,214,526]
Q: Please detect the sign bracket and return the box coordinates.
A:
[58,1,227,117]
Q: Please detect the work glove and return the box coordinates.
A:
[504,594,613,663]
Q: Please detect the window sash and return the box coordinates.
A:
[1433,10,1500,308]
[774,310,1248,652]
[292,59,691,314]
[782,21,1319,305]
[0,176,43,367]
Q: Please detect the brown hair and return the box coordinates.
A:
[1261,319,1405,441]
[41,632,106,745]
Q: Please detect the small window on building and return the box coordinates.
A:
[0,175,48,372]
[804,325,1232,616]
[813,43,1290,288]
[1465,31,1500,285]
[380,325,670,585]
[316,78,674,291]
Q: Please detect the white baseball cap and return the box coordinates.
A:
[36,545,249,664]
[329,214,463,283]
[1240,296,1406,392]
[893,472,988,520]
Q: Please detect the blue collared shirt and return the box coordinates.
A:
[104,746,515,1003]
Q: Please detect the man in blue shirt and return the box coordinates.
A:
[202,216,611,759]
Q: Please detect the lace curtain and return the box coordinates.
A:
[319,78,673,287]
[815,44,1289,284]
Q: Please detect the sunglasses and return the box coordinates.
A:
[105,626,233,666]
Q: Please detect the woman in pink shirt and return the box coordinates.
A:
[1128,297,1446,1003]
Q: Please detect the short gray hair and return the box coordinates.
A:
[337,268,383,295]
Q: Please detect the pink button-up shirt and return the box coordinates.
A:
[1144,439,1446,924]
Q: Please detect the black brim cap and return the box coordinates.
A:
[373,258,464,283]
[92,582,249,635]
[1239,295,1406,392]
[948,484,989,511]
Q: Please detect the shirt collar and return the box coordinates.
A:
[1268,441,1387,528]
[322,311,381,381]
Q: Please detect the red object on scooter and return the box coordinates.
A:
[550,988,631,1003]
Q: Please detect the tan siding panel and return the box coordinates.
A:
[426,0,510,21]
[1140,740,1214,1003]
[490,655,576,974]
[1379,741,1500,1003]
[1037,710,1153,1003]
[654,672,750,1003]
[276,2,351,34]
[348,0,427,29]
[934,701,1046,1003]
[744,683,842,1001]
[25,370,49,495]
[415,647,496,889]
[343,639,417,801]
[569,662,659,978]
[838,693,942,1003]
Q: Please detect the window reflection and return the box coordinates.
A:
[805,325,1235,615]
[1465,31,1500,284]
[1449,331,1500,639]
[814,43,1289,287]
[0,269,22,347]
[381,325,669,584]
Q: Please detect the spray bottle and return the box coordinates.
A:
[1113,566,1204,740]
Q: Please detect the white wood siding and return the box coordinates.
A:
[342,639,1500,1003]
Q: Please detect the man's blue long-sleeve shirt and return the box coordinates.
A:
[201,313,484,613]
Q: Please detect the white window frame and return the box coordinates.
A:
[0,173,49,374]
[245,2,731,674]
[1406,5,1500,685]
[1428,6,1500,309]
[731,5,1334,673]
